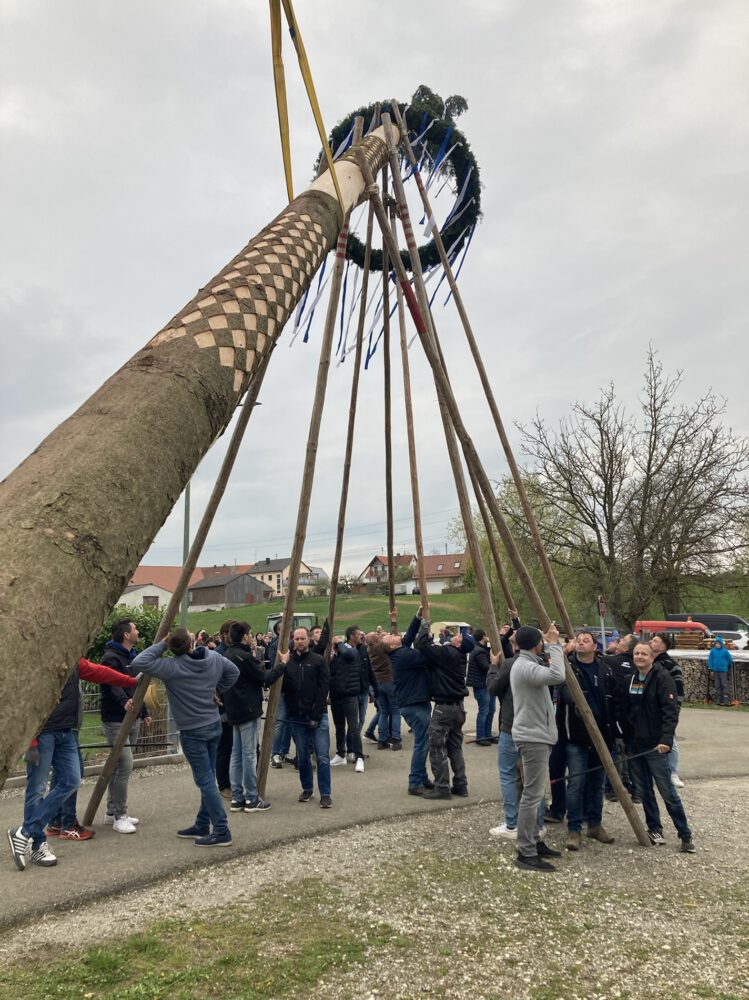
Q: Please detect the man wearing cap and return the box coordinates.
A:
[510,623,566,871]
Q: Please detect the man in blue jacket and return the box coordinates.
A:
[378,607,433,796]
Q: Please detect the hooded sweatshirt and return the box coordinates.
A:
[510,643,566,745]
[133,641,239,731]
[708,636,733,673]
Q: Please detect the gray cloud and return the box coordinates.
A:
[1,0,746,578]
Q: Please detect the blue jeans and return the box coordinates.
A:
[230,717,260,802]
[23,729,81,848]
[377,681,401,742]
[627,744,692,840]
[668,733,680,776]
[180,721,228,836]
[498,730,545,829]
[289,714,331,797]
[566,743,605,832]
[272,694,292,756]
[400,702,432,789]
[51,744,85,829]
[472,686,495,741]
[347,691,369,752]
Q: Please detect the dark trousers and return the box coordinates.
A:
[331,696,363,759]
[215,720,234,790]
[428,702,467,792]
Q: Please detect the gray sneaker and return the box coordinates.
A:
[244,797,271,812]
[648,829,667,846]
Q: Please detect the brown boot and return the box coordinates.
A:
[586,825,615,844]
[566,830,582,851]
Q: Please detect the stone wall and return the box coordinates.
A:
[673,652,749,704]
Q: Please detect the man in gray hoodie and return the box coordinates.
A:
[133,629,239,847]
[510,623,566,871]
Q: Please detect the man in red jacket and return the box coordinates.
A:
[7,657,135,871]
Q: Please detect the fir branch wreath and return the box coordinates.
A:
[316,87,481,272]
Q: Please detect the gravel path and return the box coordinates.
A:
[1,775,747,999]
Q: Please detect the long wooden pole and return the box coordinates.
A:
[83,347,274,825]
[391,101,574,638]
[325,117,367,647]
[381,163,397,621]
[359,129,500,653]
[256,136,368,797]
[388,196,430,614]
[362,125,650,847]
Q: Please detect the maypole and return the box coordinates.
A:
[0,125,399,789]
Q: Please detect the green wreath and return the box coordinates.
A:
[317,87,481,272]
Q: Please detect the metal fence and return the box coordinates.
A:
[11,679,179,780]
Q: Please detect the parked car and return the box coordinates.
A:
[667,612,749,632]
[713,629,749,651]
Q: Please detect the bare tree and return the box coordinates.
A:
[517,350,749,629]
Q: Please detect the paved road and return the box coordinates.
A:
[1,707,747,930]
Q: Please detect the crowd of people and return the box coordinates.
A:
[8,608,696,873]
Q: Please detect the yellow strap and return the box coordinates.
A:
[269,0,294,203]
[279,0,345,214]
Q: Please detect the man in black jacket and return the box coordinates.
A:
[99,618,151,834]
[625,642,695,852]
[280,628,333,808]
[415,621,474,800]
[557,631,618,851]
[223,622,285,812]
[329,626,367,772]
[467,629,495,746]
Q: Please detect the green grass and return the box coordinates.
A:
[186,591,485,636]
[0,879,408,1000]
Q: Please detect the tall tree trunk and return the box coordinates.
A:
[0,126,398,789]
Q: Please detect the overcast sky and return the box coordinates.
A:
[1,0,747,579]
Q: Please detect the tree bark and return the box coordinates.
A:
[0,125,398,789]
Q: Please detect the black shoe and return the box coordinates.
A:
[229,800,245,812]
[680,838,696,854]
[176,825,210,839]
[536,840,562,858]
[488,736,499,744]
[320,795,333,809]
[631,794,642,804]
[298,790,313,803]
[389,739,403,751]
[377,742,390,750]
[408,786,425,796]
[514,853,556,872]
[451,787,469,798]
[194,831,233,848]
[543,810,563,824]
[422,778,435,790]
[423,788,452,800]
[474,739,492,747]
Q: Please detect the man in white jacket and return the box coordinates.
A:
[510,623,566,871]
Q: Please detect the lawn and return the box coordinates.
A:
[186,591,489,636]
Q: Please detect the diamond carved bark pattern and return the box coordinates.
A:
[148,209,329,395]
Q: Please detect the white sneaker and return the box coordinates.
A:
[105,814,139,826]
[671,774,685,788]
[30,842,58,867]
[489,823,517,839]
[355,757,365,773]
[112,816,137,834]
[330,754,347,766]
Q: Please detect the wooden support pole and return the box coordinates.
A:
[360,125,501,654]
[391,100,574,638]
[256,151,359,799]
[83,348,274,826]
[325,117,366,649]
[387,195,430,615]
[361,125,650,847]
[381,163,397,622]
